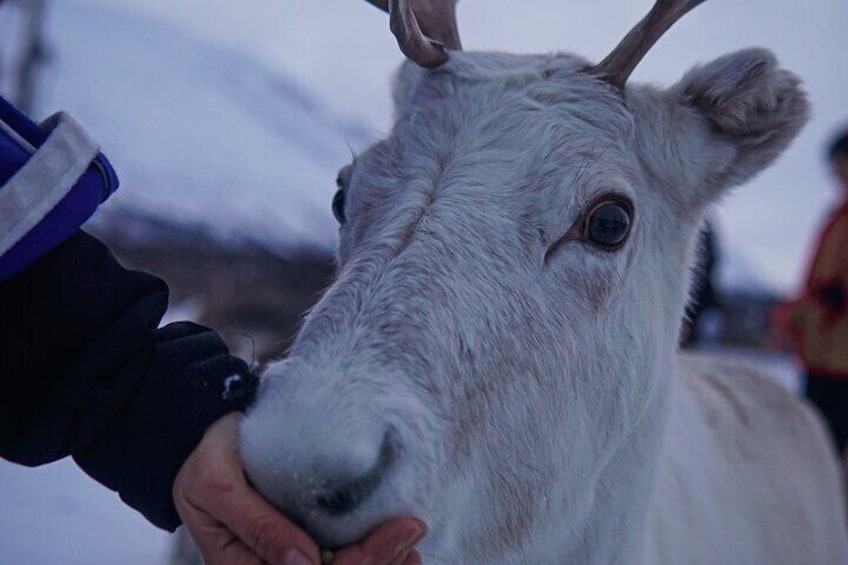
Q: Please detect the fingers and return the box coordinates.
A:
[182,498,318,565]
[388,549,422,565]
[175,485,270,565]
[332,517,427,565]
[174,413,321,565]
[175,414,427,565]
[190,526,266,565]
[200,475,318,564]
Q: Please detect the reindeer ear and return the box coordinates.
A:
[672,48,809,199]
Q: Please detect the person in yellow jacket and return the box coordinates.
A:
[785,129,848,455]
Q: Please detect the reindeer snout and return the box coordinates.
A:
[238,371,407,547]
[312,429,398,516]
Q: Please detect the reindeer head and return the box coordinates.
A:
[240,1,807,561]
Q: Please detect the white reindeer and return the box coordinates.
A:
[240,1,848,563]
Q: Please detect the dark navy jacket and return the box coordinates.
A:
[0,96,256,531]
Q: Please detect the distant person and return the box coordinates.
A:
[781,128,848,456]
[682,219,724,348]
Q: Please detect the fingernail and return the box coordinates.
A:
[404,552,423,565]
[282,547,316,565]
[395,526,427,556]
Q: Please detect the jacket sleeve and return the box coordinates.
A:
[1,96,119,282]
[0,230,258,530]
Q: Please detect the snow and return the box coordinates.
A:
[0,458,171,564]
[38,0,372,255]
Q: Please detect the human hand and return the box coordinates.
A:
[174,413,427,565]
[328,516,426,565]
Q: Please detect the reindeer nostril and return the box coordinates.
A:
[316,479,374,516]
[314,429,399,516]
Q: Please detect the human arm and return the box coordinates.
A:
[2,93,269,534]
[0,229,257,529]
[1,229,426,564]
[2,93,265,530]
[1,92,426,562]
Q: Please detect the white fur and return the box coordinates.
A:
[240,49,848,563]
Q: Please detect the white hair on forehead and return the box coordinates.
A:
[373,51,639,222]
[391,51,634,136]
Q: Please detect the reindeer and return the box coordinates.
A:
[239,1,848,562]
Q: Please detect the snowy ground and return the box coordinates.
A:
[0,458,171,564]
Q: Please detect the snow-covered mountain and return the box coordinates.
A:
[39,0,372,254]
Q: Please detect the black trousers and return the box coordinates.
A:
[806,374,848,456]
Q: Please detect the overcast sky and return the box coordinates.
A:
[72,0,848,292]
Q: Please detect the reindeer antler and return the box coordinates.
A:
[591,0,707,89]
[365,0,462,68]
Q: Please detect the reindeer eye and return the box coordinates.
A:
[332,177,346,225]
[584,200,631,249]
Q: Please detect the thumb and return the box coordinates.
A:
[174,413,321,565]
